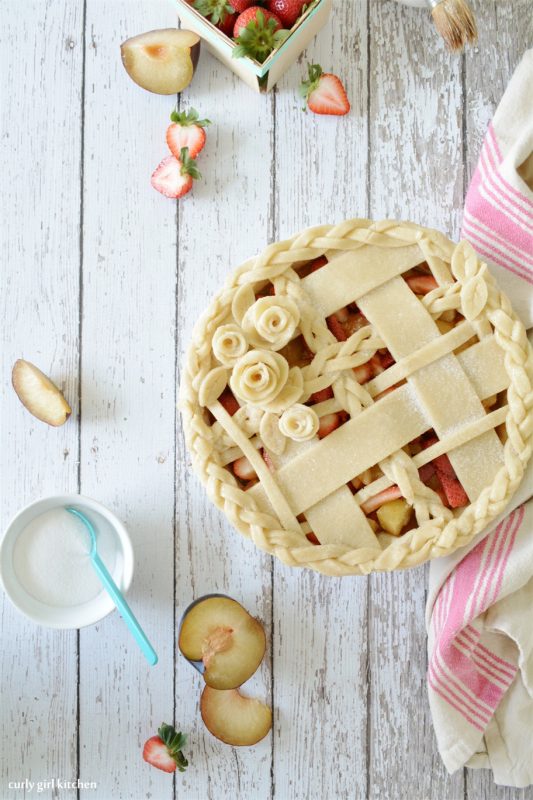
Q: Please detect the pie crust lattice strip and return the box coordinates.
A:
[179,220,533,576]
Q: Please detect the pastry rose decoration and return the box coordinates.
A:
[230,349,303,414]
[279,404,319,442]
[241,296,300,351]
[212,324,248,366]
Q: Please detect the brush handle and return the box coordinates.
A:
[91,552,158,666]
[391,0,430,7]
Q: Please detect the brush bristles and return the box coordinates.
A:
[432,0,478,52]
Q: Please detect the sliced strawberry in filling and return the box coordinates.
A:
[405,275,438,295]
[233,456,256,482]
[353,362,372,384]
[318,412,341,439]
[360,485,402,515]
[306,532,320,545]
[327,314,347,341]
[309,386,334,404]
[218,388,240,416]
[309,255,328,272]
[433,455,468,508]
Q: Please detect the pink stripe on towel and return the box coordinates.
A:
[428,508,523,730]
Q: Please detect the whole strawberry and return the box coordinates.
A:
[143,724,188,773]
[266,0,306,28]
[299,63,350,116]
[193,0,239,37]
[166,108,211,160]
[233,8,287,63]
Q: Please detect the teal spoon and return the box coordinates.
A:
[66,506,158,666]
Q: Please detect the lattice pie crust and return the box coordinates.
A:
[179,220,532,575]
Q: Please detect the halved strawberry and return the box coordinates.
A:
[151,148,201,199]
[405,275,438,295]
[299,63,350,116]
[360,485,402,515]
[218,387,240,416]
[166,108,211,160]
[233,455,257,481]
[233,8,287,63]
[318,412,341,439]
[143,724,188,773]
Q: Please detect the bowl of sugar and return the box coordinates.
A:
[0,494,134,629]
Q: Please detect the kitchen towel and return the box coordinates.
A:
[427,47,533,788]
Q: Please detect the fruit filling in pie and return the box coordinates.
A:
[180,221,532,575]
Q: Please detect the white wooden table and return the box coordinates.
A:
[1,1,531,798]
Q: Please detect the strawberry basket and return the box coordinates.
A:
[176,0,332,92]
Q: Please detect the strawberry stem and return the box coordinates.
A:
[179,147,202,181]
[158,723,188,773]
[170,108,211,128]
[299,63,323,110]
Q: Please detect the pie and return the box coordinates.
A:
[179,220,532,575]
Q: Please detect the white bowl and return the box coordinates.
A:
[0,494,134,629]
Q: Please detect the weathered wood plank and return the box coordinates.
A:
[0,2,83,798]
[367,1,465,798]
[272,3,370,799]
[465,2,533,797]
[79,2,177,798]
[175,49,275,800]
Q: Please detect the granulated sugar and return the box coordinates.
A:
[13,508,117,607]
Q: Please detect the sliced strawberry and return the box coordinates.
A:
[166,108,211,160]
[310,386,334,403]
[369,354,384,376]
[233,456,257,481]
[360,485,402,515]
[143,725,188,774]
[437,471,468,508]
[432,452,455,478]
[300,64,350,116]
[262,449,275,472]
[308,255,328,272]
[151,149,201,199]
[218,388,240,416]
[306,532,320,545]
[327,314,347,341]
[353,362,372,384]
[405,275,438,295]
[418,462,435,483]
[318,412,341,439]
[343,312,367,337]
[379,351,395,369]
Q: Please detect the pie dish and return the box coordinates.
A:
[179,220,532,576]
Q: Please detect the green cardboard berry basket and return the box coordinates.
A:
[176,0,332,93]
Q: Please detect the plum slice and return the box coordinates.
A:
[12,359,71,427]
[200,686,272,746]
[179,596,266,690]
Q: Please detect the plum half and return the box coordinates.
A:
[12,359,71,426]
[179,596,266,690]
[120,29,200,95]
[200,686,272,747]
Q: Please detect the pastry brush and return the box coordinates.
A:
[395,0,478,52]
